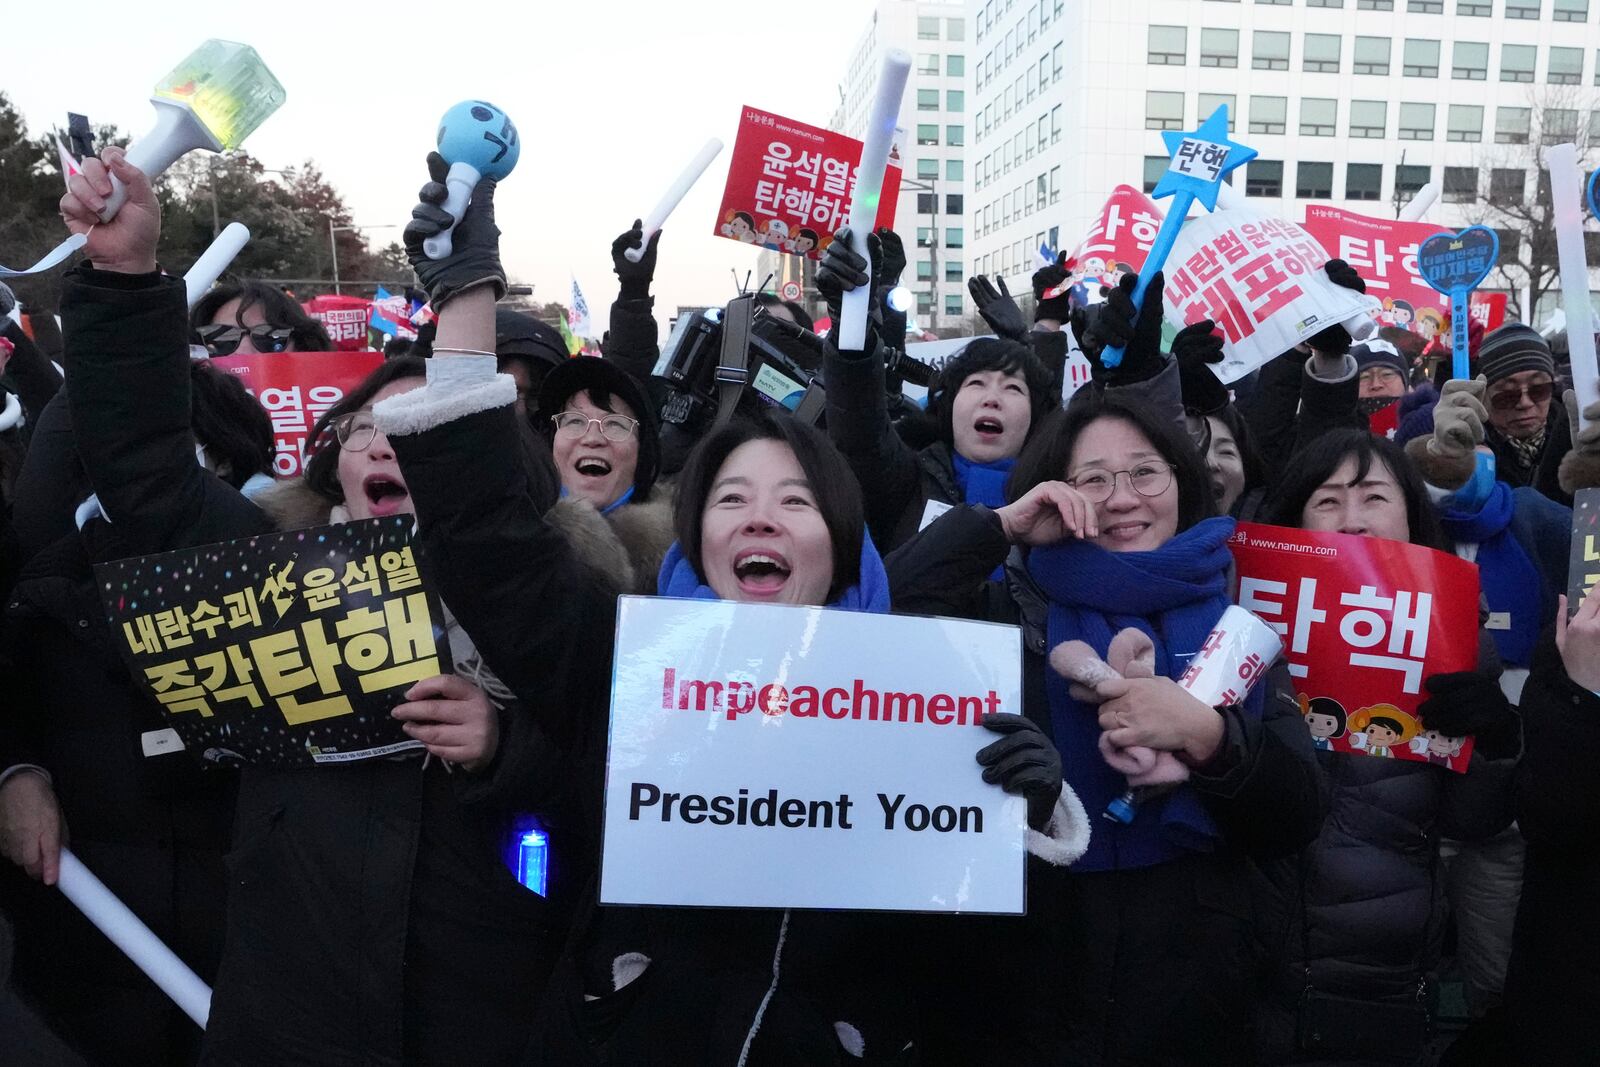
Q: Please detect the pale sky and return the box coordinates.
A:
[4,0,880,331]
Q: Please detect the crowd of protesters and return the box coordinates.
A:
[0,139,1596,1067]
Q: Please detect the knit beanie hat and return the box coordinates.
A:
[1477,323,1555,384]
[1353,339,1408,380]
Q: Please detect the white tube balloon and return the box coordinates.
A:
[1546,143,1600,427]
[57,848,212,1028]
[840,49,912,352]
[625,139,725,263]
[184,223,251,309]
[1397,182,1440,222]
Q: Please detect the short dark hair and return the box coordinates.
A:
[1205,404,1268,500]
[192,281,332,351]
[930,338,1057,452]
[753,291,814,332]
[1308,696,1347,737]
[1265,428,1446,550]
[674,408,864,603]
[1368,715,1404,736]
[1008,390,1218,534]
[191,360,274,488]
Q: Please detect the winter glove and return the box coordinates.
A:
[1324,258,1366,294]
[1430,376,1489,458]
[967,274,1028,342]
[611,219,660,301]
[1086,271,1166,385]
[403,151,506,309]
[1417,671,1519,760]
[875,227,906,290]
[1173,319,1228,415]
[1032,255,1073,323]
[976,713,1063,831]
[1564,389,1600,454]
[815,226,881,332]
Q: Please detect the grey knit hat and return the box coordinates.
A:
[1477,323,1555,384]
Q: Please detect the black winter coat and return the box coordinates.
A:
[1237,350,1365,483]
[886,505,1325,1065]
[1486,402,1572,507]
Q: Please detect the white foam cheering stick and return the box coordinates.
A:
[1546,143,1600,428]
[626,139,725,263]
[184,223,251,309]
[840,49,912,352]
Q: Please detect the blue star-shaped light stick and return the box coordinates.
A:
[1101,106,1257,368]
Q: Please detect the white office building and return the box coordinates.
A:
[967,0,1600,321]
[832,0,970,336]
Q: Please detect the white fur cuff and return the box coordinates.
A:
[372,373,517,437]
[1023,783,1091,867]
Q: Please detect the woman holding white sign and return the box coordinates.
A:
[886,389,1323,1065]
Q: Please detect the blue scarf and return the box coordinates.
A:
[559,485,635,515]
[656,530,890,613]
[1026,516,1259,872]
[951,453,1015,508]
[1440,481,1543,666]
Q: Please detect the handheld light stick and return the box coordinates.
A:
[1397,182,1440,223]
[1416,227,1499,381]
[840,49,912,352]
[425,101,521,260]
[1554,148,1600,431]
[57,848,212,1028]
[1101,106,1256,369]
[624,138,725,263]
[184,223,251,309]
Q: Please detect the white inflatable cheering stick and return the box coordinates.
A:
[624,138,726,263]
[424,101,522,260]
[840,49,912,352]
[1550,144,1600,428]
[184,223,251,309]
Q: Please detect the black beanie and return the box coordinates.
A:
[1477,323,1555,384]
[1352,339,1408,380]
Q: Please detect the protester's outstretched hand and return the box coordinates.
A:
[1094,676,1225,767]
[1032,255,1072,324]
[0,772,67,885]
[968,275,1028,342]
[59,147,159,274]
[392,674,500,772]
[1173,319,1228,414]
[1432,376,1489,457]
[1324,259,1366,294]
[1417,671,1518,758]
[611,219,659,299]
[1563,389,1600,454]
[995,481,1097,545]
[875,227,906,290]
[403,151,506,309]
[977,714,1063,831]
[1088,271,1166,383]
[1558,586,1600,692]
[815,226,881,326]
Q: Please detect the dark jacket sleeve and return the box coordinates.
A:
[823,341,929,547]
[1238,350,1305,479]
[884,504,1011,621]
[1437,631,1518,842]
[1027,329,1068,398]
[1293,355,1363,453]
[9,392,86,560]
[1515,632,1600,851]
[1,318,63,425]
[61,268,272,554]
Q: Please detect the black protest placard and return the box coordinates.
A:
[96,518,450,765]
[1571,488,1600,617]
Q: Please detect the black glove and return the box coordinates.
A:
[1087,271,1166,385]
[403,151,506,309]
[977,713,1063,832]
[1324,258,1366,294]
[611,219,659,301]
[968,274,1028,342]
[1032,256,1072,323]
[1305,323,1352,359]
[815,226,881,326]
[875,227,906,290]
[1174,320,1229,415]
[1417,671,1519,760]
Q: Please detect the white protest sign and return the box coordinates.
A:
[1162,206,1378,383]
[600,596,1026,913]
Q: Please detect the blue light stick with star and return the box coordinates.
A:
[1101,106,1256,369]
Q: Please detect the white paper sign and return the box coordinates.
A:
[599,596,1027,913]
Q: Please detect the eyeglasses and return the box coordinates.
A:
[551,411,639,441]
[1067,462,1175,503]
[331,411,378,452]
[1358,368,1402,385]
[194,323,292,356]
[1487,380,1554,411]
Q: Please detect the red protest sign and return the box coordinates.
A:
[212,351,384,479]
[302,295,373,351]
[1230,523,1482,772]
[715,105,901,260]
[1054,185,1164,301]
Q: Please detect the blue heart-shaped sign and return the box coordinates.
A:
[1417,227,1499,296]
[1587,167,1600,221]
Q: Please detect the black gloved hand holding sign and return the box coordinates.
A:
[1416,671,1519,760]
[816,226,882,346]
[1086,271,1168,385]
[612,219,660,301]
[404,151,506,310]
[1174,319,1229,415]
[1032,255,1074,324]
[976,713,1063,832]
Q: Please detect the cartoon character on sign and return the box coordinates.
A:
[1417,729,1468,769]
[1386,299,1415,329]
[1350,704,1420,758]
[720,211,758,243]
[759,218,790,251]
[1106,261,1134,289]
[1416,307,1444,342]
[790,228,820,256]
[1301,694,1348,753]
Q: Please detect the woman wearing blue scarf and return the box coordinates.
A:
[887,390,1323,1065]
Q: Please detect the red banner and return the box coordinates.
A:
[1055,185,1164,301]
[301,294,374,352]
[1301,205,1506,341]
[1230,523,1482,772]
[715,105,901,260]
[212,351,384,478]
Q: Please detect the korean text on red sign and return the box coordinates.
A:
[212,350,384,478]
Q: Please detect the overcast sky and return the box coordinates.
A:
[5,0,878,328]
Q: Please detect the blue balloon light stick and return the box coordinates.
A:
[426,100,521,260]
[1101,106,1257,368]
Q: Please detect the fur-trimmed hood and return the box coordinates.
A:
[546,489,677,597]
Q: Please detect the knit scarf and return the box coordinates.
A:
[656,531,890,613]
[1026,516,1259,871]
[951,453,1015,509]
[1497,425,1547,470]
[1440,481,1544,666]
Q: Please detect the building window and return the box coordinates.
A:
[1309,0,1343,6]
[946,194,963,215]
[1199,93,1238,130]
[918,53,940,75]
[1147,25,1186,64]
[1496,106,1532,142]
[917,158,939,179]
[916,193,936,214]
[916,260,933,282]
[1146,91,1185,130]
[1546,108,1581,138]
[917,124,939,146]
[1458,0,1490,11]
[1491,168,1525,200]
[1501,44,1536,83]
[1248,95,1288,135]
[1297,162,1334,198]
[916,292,932,315]
[1050,166,1061,203]
[917,89,939,111]
[945,158,963,181]
[1144,155,1167,193]
[1444,167,1479,202]
[917,227,933,248]
[1354,36,1391,75]
[1253,31,1290,70]
[1304,34,1342,73]
[1347,162,1383,200]
[1358,0,1394,6]
[947,125,965,146]
[947,90,965,112]
[1257,0,1291,5]
[1246,160,1284,197]
[1505,0,1540,17]
[1349,99,1388,138]
[1550,47,1584,84]
[1395,165,1430,197]
[1399,102,1436,140]
[1301,98,1337,136]
[947,54,966,76]
[947,17,965,39]
[1409,0,1443,9]
[1555,0,1588,18]
[1453,41,1488,79]
[1051,105,1062,142]
[1595,48,1600,84]
[1494,230,1522,268]
[945,228,963,249]
[1448,104,1484,141]
[1403,38,1440,77]
[945,293,963,316]
[1200,28,1239,68]
[918,16,940,39]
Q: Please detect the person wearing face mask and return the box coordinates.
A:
[191,281,331,356]
[1253,429,1518,1067]
[39,147,596,1065]
[887,390,1322,1065]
